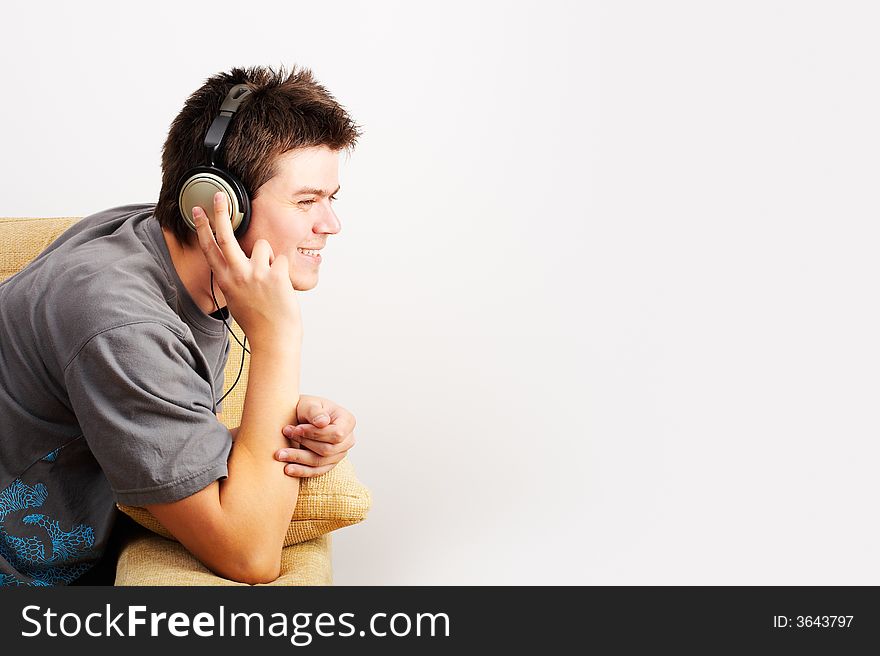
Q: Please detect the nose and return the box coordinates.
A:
[315,202,342,236]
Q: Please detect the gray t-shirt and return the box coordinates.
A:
[0,204,233,586]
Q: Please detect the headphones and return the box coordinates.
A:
[176,83,255,406]
[176,83,253,240]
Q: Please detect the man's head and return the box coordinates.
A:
[156,64,362,292]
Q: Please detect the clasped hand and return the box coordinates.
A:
[274,395,357,478]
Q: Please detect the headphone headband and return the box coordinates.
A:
[177,82,254,238]
[204,84,253,167]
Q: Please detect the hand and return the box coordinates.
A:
[274,395,357,478]
[192,191,302,348]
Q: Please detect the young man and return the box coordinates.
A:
[0,65,362,586]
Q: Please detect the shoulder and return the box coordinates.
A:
[53,286,185,368]
[64,319,198,375]
[4,204,191,369]
[47,239,187,363]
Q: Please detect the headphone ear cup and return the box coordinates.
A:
[218,169,251,240]
[177,166,251,238]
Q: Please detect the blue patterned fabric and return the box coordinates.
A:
[0,470,97,586]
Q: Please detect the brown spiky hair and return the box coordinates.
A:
[155,64,363,248]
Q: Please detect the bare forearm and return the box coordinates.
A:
[227,394,315,440]
[217,342,301,577]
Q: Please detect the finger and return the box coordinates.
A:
[284,420,349,445]
[275,445,346,467]
[281,416,333,437]
[295,397,331,426]
[251,238,274,270]
[271,252,289,279]
[210,191,247,269]
[192,205,226,272]
[282,462,337,478]
[311,414,331,428]
[297,430,355,457]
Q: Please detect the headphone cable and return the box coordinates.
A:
[211,269,250,405]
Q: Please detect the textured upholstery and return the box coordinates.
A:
[115,523,333,586]
[0,216,84,281]
[1,215,371,585]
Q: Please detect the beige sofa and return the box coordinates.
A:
[0,215,372,585]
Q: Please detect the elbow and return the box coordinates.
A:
[201,523,284,584]
[241,564,282,586]
[227,552,282,586]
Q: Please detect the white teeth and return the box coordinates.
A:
[297,248,320,257]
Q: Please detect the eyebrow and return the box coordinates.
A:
[293,184,341,197]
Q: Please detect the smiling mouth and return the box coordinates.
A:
[297,247,322,263]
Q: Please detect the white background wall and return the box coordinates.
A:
[3,0,878,585]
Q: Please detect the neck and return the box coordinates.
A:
[161,225,228,316]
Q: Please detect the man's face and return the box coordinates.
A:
[241,145,342,291]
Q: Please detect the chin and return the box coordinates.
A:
[292,277,318,292]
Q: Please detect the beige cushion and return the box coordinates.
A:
[115,522,333,586]
[0,216,83,282]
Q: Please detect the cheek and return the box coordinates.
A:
[289,250,303,272]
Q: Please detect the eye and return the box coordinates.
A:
[299,195,338,207]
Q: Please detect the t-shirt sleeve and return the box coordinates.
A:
[63,321,233,506]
